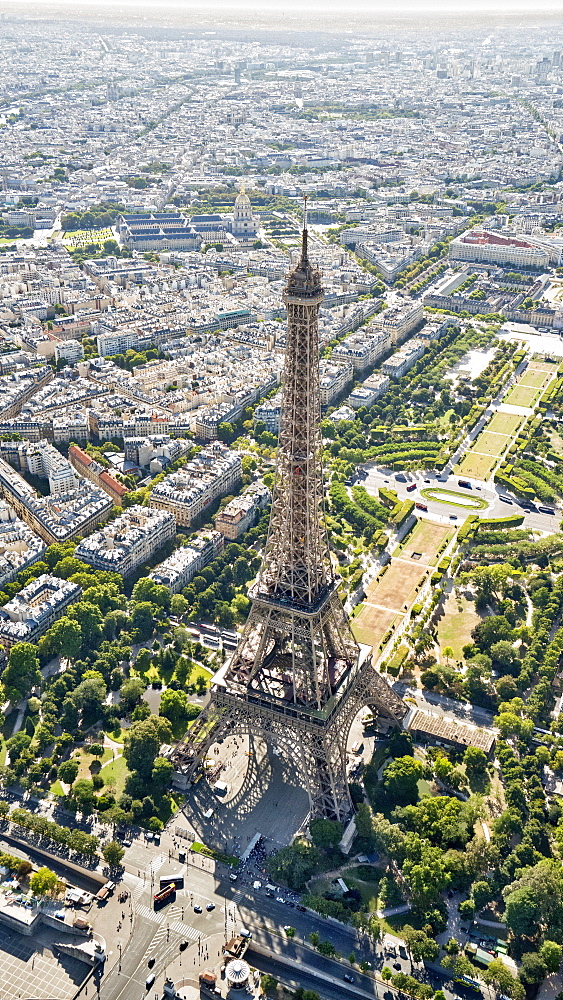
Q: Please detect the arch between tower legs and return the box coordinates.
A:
[173,658,406,825]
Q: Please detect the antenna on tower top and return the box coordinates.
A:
[301,194,308,262]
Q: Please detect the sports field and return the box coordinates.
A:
[455,450,499,480]
[352,606,399,647]
[352,520,452,649]
[504,384,544,408]
[504,362,556,408]
[398,520,453,565]
[486,412,523,437]
[470,431,510,458]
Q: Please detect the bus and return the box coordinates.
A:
[454,976,481,994]
[153,882,176,910]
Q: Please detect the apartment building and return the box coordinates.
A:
[373,300,424,345]
[332,330,390,376]
[75,506,176,577]
[348,373,390,409]
[123,434,190,471]
[253,393,282,435]
[0,456,112,545]
[0,439,77,497]
[96,327,154,358]
[0,574,81,649]
[68,445,129,506]
[149,530,224,593]
[382,339,426,379]
[319,359,354,408]
[0,501,46,589]
[150,442,242,527]
[215,483,270,540]
[54,339,84,365]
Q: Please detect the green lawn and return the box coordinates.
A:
[103,725,126,745]
[50,780,65,797]
[503,384,543,408]
[455,450,498,480]
[438,593,481,660]
[74,745,114,781]
[99,755,129,796]
[420,487,488,510]
[486,412,523,436]
[471,430,512,457]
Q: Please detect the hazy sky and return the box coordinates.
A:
[10,0,563,9]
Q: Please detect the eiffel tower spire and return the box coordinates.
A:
[171,204,406,821]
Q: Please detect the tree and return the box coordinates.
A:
[483,960,522,998]
[151,756,173,793]
[44,617,82,660]
[131,602,155,640]
[159,688,189,722]
[261,974,278,995]
[519,953,548,986]
[123,717,171,780]
[443,646,454,666]
[57,759,79,786]
[70,676,107,713]
[540,941,562,974]
[464,746,488,777]
[472,615,514,649]
[120,677,145,710]
[131,578,170,611]
[355,803,373,840]
[6,732,31,763]
[1,643,41,700]
[472,880,493,911]
[170,594,188,617]
[383,755,424,804]
[30,867,58,896]
[503,861,563,939]
[402,925,440,963]
[72,779,96,811]
[102,841,125,866]
[309,818,343,849]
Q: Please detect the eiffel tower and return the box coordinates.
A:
[172,204,406,821]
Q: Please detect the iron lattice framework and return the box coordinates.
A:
[172,214,406,821]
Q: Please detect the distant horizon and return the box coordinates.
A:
[3,0,563,17]
[5,0,563,8]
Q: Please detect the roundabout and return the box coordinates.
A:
[419,486,489,510]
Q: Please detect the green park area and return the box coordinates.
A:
[437,592,482,660]
[456,410,525,481]
[504,361,556,409]
[60,226,115,248]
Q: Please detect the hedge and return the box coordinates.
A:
[494,469,534,501]
[477,514,525,529]
[392,499,415,527]
[379,487,399,508]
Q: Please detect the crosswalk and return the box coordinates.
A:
[149,852,166,874]
[231,890,244,904]
[131,882,144,902]
[135,903,161,924]
[168,921,199,940]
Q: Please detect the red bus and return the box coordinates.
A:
[415,502,428,511]
[153,882,176,910]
